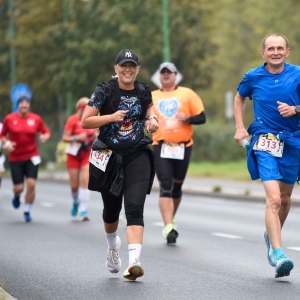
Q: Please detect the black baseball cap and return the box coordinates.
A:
[115,49,140,66]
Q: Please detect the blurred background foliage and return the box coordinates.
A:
[1,0,300,164]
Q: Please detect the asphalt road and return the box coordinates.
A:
[1,178,300,300]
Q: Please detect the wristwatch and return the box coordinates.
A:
[295,105,300,116]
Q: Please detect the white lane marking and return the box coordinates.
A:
[40,202,54,208]
[287,247,300,252]
[152,222,164,227]
[211,232,243,239]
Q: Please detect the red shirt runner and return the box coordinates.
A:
[0,112,51,162]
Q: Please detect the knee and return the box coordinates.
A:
[281,195,291,209]
[26,179,36,191]
[266,195,281,210]
[159,176,173,197]
[172,181,183,198]
[125,205,144,226]
[102,209,120,224]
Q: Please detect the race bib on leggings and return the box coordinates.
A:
[160,142,185,160]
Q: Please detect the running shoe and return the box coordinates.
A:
[274,253,294,278]
[12,195,20,209]
[162,223,173,239]
[166,229,179,244]
[106,236,121,273]
[80,210,89,221]
[172,217,177,230]
[70,202,79,216]
[24,212,32,222]
[264,231,276,267]
[123,260,144,281]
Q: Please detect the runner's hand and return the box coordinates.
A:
[40,134,50,143]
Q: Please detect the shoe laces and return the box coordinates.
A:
[275,253,287,262]
[107,248,120,264]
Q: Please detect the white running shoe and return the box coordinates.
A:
[106,236,121,273]
[123,260,144,281]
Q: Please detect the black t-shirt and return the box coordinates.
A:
[89,86,151,150]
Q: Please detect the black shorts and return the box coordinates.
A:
[10,159,39,184]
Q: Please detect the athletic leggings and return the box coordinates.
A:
[101,149,151,227]
[153,144,192,198]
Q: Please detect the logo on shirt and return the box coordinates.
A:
[158,98,179,118]
[27,119,35,126]
[275,80,279,84]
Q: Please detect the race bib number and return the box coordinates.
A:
[65,143,81,156]
[31,155,41,166]
[253,133,284,157]
[160,142,185,160]
[89,149,112,172]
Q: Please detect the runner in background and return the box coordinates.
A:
[0,117,5,190]
[62,97,97,221]
[0,96,51,222]
[151,62,206,244]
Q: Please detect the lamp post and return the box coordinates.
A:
[8,0,16,89]
[161,0,171,62]
[62,0,73,117]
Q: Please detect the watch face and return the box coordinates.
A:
[296,106,300,113]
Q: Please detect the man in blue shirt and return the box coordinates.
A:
[234,33,300,278]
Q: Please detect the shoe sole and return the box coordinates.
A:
[275,260,294,278]
[263,231,275,267]
[167,229,178,244]
[81,216,90,221]
[123,264,144,281]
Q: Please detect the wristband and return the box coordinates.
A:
[4,140,11,148]
[148,115,159,122]
[71,136,77,142]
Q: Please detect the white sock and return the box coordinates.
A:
[105,231,118,249]
[24,203,32,213]
[78,188,90,212]
[71,191,79,203]
[128,244,142,265]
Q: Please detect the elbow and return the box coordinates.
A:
[81,119,88,129]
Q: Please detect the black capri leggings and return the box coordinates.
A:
[101,149,151,227]
[153,144,192,198]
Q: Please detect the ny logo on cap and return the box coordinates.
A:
[125,51,132,57]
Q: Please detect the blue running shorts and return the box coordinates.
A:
[254,146,299,184]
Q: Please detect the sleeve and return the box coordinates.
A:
[0,117,9,138]
[236,70,253,99]
[64,116,74,133]
[188,89,204,116]
[38,116,51,136]
[88,83,107,110]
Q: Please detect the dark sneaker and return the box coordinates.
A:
[24,212,32,222]
[275,254,294,278]
[264,231,276,267]
[12,195,20,209]
[166,229,179,244]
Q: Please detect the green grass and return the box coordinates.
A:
[187,160,250,181]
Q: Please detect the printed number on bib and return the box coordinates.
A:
[65,142,81,156]
[31,155,41,166]
[89,149,112,172]
[160,142,185,160]
[253,133,284,157]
